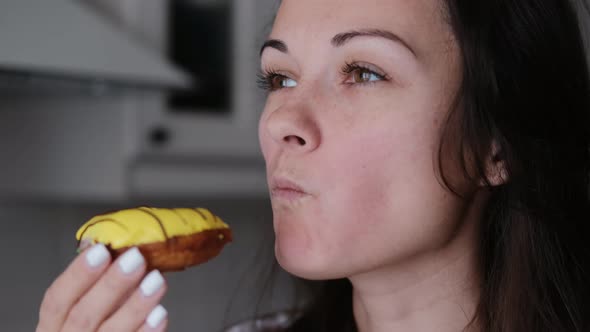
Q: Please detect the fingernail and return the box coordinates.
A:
[140,270,164,297]
[85,244,110,267]
[117,247,145,274]
[146,304,167,328]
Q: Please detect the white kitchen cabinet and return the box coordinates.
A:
[0,92,268,202]
[0,0,279,202]
[0,96,134,202]
[0,0,188,88]
[106,0,275,199]
[128,0,269,158]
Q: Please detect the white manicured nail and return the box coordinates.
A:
[146,304,167,328]
[140,270,164,297]
[117,247,144,274]
[85,244,110,267]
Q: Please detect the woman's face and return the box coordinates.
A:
[259,0,465,280]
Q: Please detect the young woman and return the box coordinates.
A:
[37,0,590,331]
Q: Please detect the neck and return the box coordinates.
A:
[350,192,486,332]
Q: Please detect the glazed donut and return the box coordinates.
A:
[75,207,232,271]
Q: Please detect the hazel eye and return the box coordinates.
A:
[257,70,298,92]
[341,62,389,86]
[273,75,298,89]
[350,68,383,83]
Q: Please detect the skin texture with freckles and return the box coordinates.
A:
[259,0,487,331]
[260,0,464,279]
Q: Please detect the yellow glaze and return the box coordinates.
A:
[75,207,229,249]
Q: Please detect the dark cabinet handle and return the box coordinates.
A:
[149,126,171,146]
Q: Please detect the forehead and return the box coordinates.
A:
[271,0,452,59]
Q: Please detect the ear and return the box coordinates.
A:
[482,141,509,187]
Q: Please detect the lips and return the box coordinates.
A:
[270,177,310,200]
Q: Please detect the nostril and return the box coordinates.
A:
[284,135,306,145]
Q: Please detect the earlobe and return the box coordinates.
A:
[485,158,509,187]
[482,141,509,187]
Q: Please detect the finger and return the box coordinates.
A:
[100,270,167,332]
[37,243,111,332]
[138,305,168,332]
[61,247,146,332]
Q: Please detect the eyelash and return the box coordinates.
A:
[256,62,390,92]
[256,68,285,92]
[340,62,390,84]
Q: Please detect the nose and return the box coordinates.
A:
[263,103,321,153]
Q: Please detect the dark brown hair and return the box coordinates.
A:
[443,0,590,330]
[282,0,590,331]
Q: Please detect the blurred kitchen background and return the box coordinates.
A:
[1,1,589,332]
[0,0,302,331]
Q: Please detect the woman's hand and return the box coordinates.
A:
[36,244,168,332]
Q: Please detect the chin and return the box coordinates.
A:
[272,210,356,280]
[273,233,349,281]
[275,246,330,280]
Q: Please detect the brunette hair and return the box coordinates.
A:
[283,0,590,331]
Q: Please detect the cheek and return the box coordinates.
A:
[325,129,441,241]
[275,127,436,279]
[275,114,462,279]
[258,111,269,155]
[258,109,277,165]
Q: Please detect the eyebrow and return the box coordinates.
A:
[260,39,288,56]
[260,28,416,57]
[332,29,416,57]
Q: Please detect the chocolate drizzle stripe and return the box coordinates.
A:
[137,207,169,241]
[192,208,208,221]
[77,218,128,247]
[171,209,189,226]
